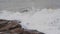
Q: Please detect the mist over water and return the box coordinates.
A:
[0,8,60,34]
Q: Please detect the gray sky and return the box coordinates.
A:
[0,0,60,11]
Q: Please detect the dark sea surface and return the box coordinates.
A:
[0,0,60,11]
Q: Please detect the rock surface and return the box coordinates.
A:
[0,19,45,34]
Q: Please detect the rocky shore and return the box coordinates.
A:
[0,19,45,34]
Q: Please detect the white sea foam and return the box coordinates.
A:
[0,8,60,34]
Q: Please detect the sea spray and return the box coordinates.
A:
[0,8,60,34]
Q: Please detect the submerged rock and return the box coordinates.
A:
[0,19,45,34]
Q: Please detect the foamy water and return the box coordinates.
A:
[0,8,60,34]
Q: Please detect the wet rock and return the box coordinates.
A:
[0,19,45,34]
[10,28,24,34]
[0,19,21,32]
[23,29,45,34]
[0,19,9,28]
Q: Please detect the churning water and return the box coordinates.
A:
[0,8,60,34]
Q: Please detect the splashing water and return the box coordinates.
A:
[0,8,60,34]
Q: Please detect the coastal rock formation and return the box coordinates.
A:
[0,19,45,34]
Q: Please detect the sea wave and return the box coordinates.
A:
[0,8,60,34]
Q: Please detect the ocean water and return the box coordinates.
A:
[0,8,60,34]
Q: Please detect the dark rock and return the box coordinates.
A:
[0,19,45,34]
[23,29,45,34]
[10,28,24,34]
[0,19,22,32]
[0,19,9,28]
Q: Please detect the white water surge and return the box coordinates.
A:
[0,8,60,34]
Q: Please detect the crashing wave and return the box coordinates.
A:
[0,8,60,34]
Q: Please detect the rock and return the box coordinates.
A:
[23,29,45,34]
[0,19,9,28]
[0,19,45,34]
[10,28,24,34]
[0,19,21,32]
[0,19,8,24]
